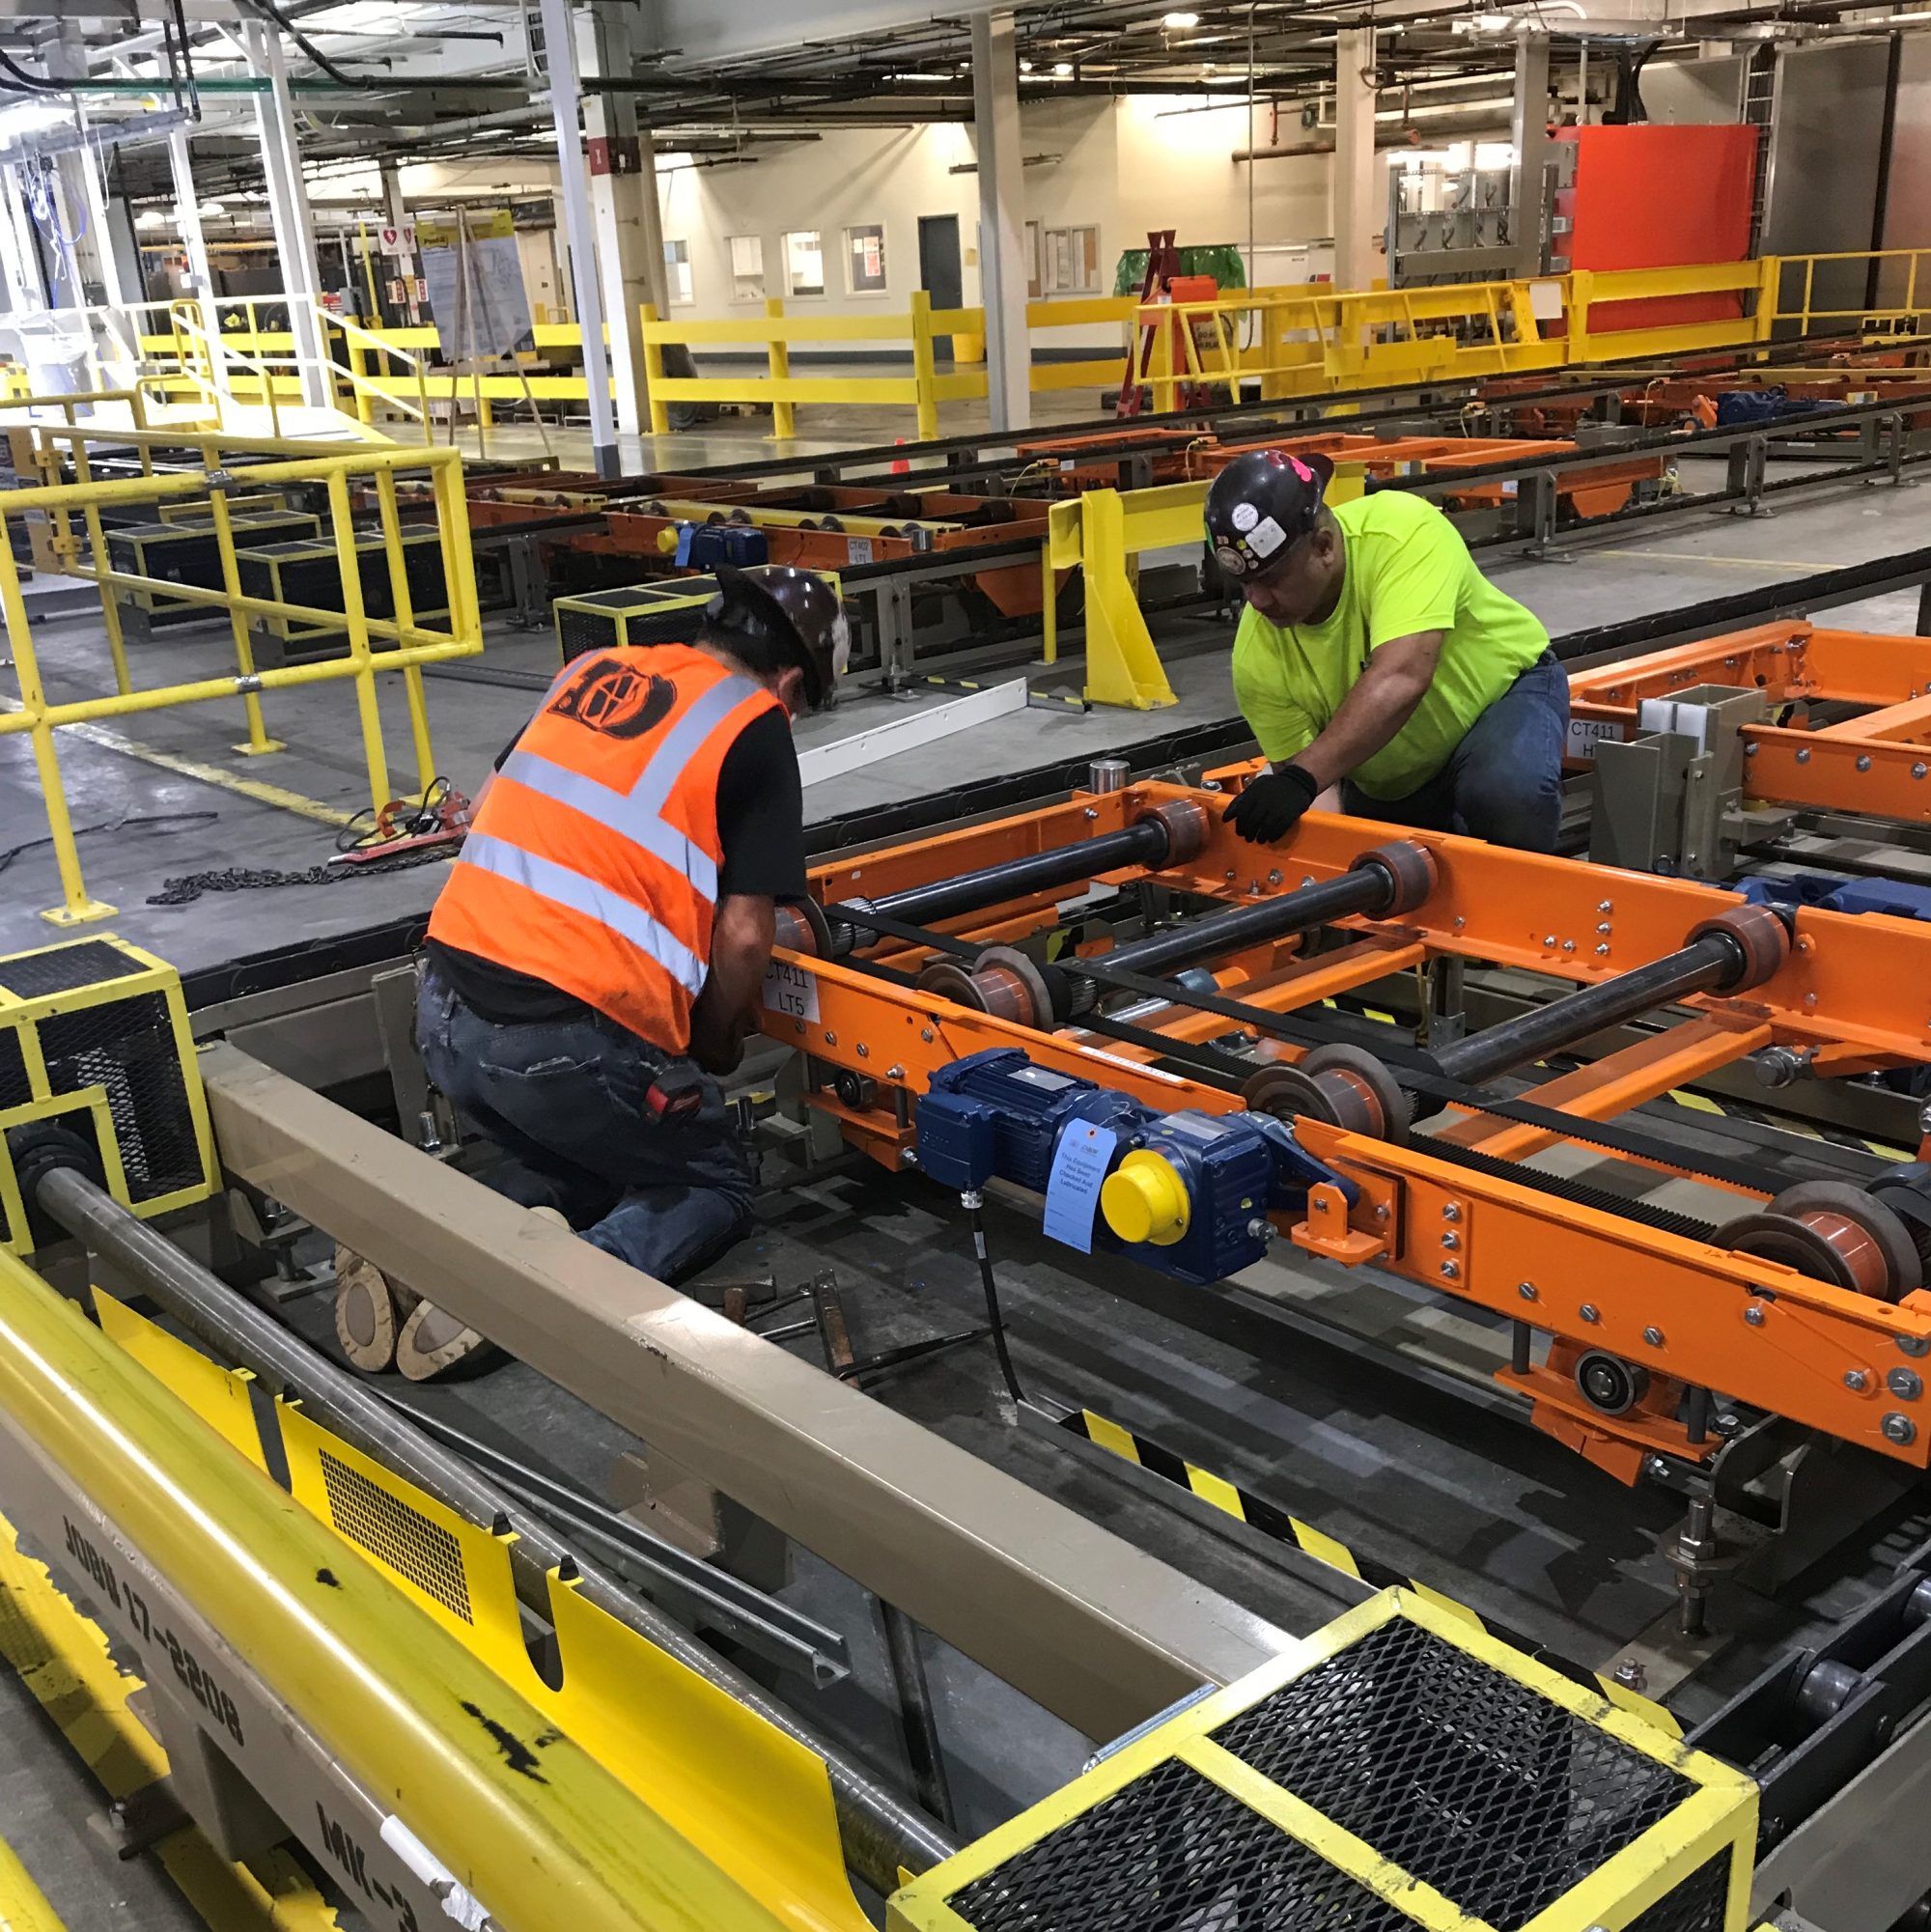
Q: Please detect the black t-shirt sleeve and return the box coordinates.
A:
[715,708,807,900]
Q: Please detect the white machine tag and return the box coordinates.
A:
[763,957,821,1022]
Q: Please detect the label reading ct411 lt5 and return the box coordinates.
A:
[763,957,820,1022]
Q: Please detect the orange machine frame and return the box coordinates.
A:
[1569,622,1931,823]
[760,779,1931,1484]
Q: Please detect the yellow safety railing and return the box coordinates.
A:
[640,290,980,440]
[0,393,482,925]
[123,250,1931,448]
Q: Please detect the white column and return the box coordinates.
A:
[1509,31,1553,281]
[168,127,228,397]
[539,0,619,477]
[971,9,1029,434]
[1331,26,1378,294]
[0,165,48,315]
[246,16,331,407]
[582,6,664,443]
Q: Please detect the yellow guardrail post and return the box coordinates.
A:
[65,433,133,700]
[910,290,939,442]
[767,297,796,440]
[0,511,114,925]
[374,467,438,797]
[201,450,284,758]
[1073,486,1182,712]
[324,465,394,816]
[641,301,670,436]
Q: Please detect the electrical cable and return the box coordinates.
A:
[965,1193,1027,1410]
[0,811,216,883]
[0,49,68,95]
[238,0,473,90]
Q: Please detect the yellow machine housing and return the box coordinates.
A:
[0,937,217,1253]
[889,1586,1757,1932]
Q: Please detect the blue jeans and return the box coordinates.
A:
[1341,655,1570,853]
[415,965,754,1284]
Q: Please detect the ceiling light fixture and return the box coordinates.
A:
[1162,11,1201,25]
[1052,60,1074,74]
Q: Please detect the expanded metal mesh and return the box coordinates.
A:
[559,602,626,660]
[949,1758,1414,1932]
[319,1448,473,1623]
[0,941,140,1000]
[36,993,200,1206]
[1210,1620,1695,1932]
[1626,1855,1732,1932]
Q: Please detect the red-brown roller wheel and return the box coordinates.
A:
[1717,1179,1918,1302]
[1686,903,1790,994]
[1137,798,1212,869]
[1350,840,1439,918]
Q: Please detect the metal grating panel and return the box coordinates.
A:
[0,1029,29,1110]
[36,994,201,1205]
[1211,1619,1693,1932]
[559,603,623,660]
[948,1758,1415,1932]
[319,1447,472,1622]
[1624,1854,1731,1932]
[0,940,140,999]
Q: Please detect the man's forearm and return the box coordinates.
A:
[1290,634,1441,790]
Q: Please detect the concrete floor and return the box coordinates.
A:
[2,443,1929,1925]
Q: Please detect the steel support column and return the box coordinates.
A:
[198,1044,1287,1742]
[540,0,620,477]
[971,9,1029,434]
[1332,26,1378,294]
[1509,30,1553,281]
[245,17,330,408]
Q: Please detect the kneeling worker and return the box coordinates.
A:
[1205,449,1569,851]
[334,565,846,1380]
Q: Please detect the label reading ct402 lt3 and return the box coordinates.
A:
[762,957,820,1022]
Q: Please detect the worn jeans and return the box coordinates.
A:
[1341,654,1570,853]
[416,964,754,1284]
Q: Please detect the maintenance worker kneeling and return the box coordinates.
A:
[1206,449,1569,852]
[334,565,846,1380]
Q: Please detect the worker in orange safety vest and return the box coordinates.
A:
[333,564,847,1380]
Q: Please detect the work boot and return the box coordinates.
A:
[332,1243,416,1373]
[392,1205,569,1383]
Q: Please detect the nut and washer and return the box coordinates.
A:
[1888,1367,1923,1400]
[1642,1326,1664,1347]
[1518,1281,1538,1302]
[1441,1231,1460,1250]
[1845,1369,1870,1391]
[1883,1413,1917,1446]
[1897,1332,1931,1358]
[1441,1260,1460,1280]
[1441,1203,1461,1221]
[1581,1303,1601,1324]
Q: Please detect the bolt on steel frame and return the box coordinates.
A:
[760,778,1931,1484]
[0,390,483,924]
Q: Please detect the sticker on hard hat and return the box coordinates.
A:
[1229,500,1260,533]
[1214,543,1248,576]
[1245,515,1288,559]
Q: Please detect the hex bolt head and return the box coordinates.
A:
[1915,763,1928,781]
[1597,900,1613,913]
[1441,1203,1461,1221]
[1845,1369,1870,1391]
[920,1027,935,1043]
[1883,1413,1917,1445]
[1543,934,1557,946]
[1796,746,1812,764]
[1746,1305,1766,1327]
[1581,1303,1601,1324]
[1897,1331,1931,1358]
[855,1043,869,1058]
[1858,755,1873,772]
[1441,1231,1460,1250]
[1643,1326,1664,1347]
[824,1031,837,1047]
[1519,1281,1538,1301]
[1441,1260,1460,1280]
[1888,1367,1923,1400]
[1267,869,1282,886]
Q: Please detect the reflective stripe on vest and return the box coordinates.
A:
[458,833,708,995]
[491,670,761,906]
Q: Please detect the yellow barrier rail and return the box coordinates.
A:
[0,397,482,924]
[124,250,1931,447]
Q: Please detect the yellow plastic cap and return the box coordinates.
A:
[1102,1150,1191,1247]
[656,525,681,553]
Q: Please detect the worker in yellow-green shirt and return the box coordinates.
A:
[1205,449,1568,852]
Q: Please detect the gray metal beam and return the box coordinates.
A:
[198,1043,1290,1743]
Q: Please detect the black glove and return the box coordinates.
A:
[1224,764,1320,845]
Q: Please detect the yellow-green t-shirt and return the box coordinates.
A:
[1230,490,1550,799]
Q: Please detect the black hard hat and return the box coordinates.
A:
[708,564,850,710]
[1204,449,1335,581]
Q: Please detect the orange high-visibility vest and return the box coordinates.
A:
[429,643,785,1049]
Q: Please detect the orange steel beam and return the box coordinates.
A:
[1290,1111,1931,1470]
[1435,1013,1773,1166]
